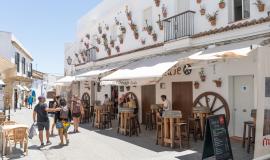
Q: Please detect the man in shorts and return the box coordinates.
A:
[33,96,59,147]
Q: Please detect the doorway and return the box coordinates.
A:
[14,89,18,110]
[141,85,156,124]
[232,75,254,137]
[172,82,193,120]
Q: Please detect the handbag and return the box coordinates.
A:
[56,121,63,129]
[28,123,38,139]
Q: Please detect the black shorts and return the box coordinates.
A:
[37,121,50,131]
[72,113,81,118]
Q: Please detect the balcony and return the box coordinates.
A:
[163,11,195,42]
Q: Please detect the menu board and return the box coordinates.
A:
[202,114,233,160]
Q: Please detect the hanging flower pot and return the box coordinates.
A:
[102,33,107,40]
[157,15,163,30]
[110,39,115,48]
[95,47,99,52]
[196,0,201,4]
[200,6,206,15]
[115,17,120,25]
[154,0,160,7]
[129,21,137,31]
[141,38,146,45]
[84,42,89,49]
[105,24,109,31]
[213,78,222,88]
[106,47,111,56]
[96,37,101,44]
[194,81,200,89]
[98,24,102,34]
[115,46,120,53]
[219,0,225,9]
[162,4,168,18]
[120,26,126,34]
[199,68,206,82]
[143,20,153,35]
[125,6,132,21]
[206,11,218,26]
[134,32,139,39]
[254,0,265,12]
[152,33,157,41]
[85,34,90,39]
[118,34,124,44]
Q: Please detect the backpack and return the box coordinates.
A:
[60,106,69,119]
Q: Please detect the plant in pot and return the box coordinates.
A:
[80,38,83,43]
[219,0,225,9]
[154,0,160,7]
[115,17,120,25]
[134,31,139,39]
[115,46,120,53]
[129,21,137,31]
[96,37,101,44]
[118,34,124,44]
[106,47,111,56]
[141,38,146,45]
[194,81,200,89]
[110,38,115,48]
[157,15,164,30]
[75,53,81,64]
[84,42,89,49]
[200,5,206,15]
[105,24,109,31]
[98,24,102,34]
[143,20,153,35]
[152,32,157,41]
[102,33,107,40]
[85,34,90,39]
[120,25,126,34]
[125,6,132,21]
[254,0,265,12]
[162,4,168,18]
[213,78,222,87]
[94,46,99,52]
[206,11,218,26]
[80,52,86,62]
[199,68,206,82]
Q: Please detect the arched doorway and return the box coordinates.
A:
[81,92,90,108]
[81,92,91,123]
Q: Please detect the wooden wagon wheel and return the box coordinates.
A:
[193,92,230,124]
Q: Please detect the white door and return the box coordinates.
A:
[233,75,254,137]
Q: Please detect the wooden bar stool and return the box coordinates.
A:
[187,117,203,142]
[156,115,163,145]
[145,112,153,130]
[242,121,254,148]
[247,123,255,153]
[174,122,189,148]
[128,115,138,137]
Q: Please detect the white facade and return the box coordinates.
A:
[64,0,270,159]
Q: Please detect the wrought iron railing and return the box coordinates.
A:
[163,11,195,42]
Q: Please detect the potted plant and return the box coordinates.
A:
[152,32,157,41]
[194,81,200,89]
[196,0,201,4]
[105,24,109,31]
[120,25,126,34]
[141,38,146,45]
[96,37,101,44]
[129,21,137,31]
[125,6,132,21]
[115,46,120,53]
[110,38,115,48]
[106,48,111,56]
[157,15,164,30]
[162,4,168,18]
[118,34,124,44]
[213,78,222,87]
[80,38,83,43]
[84,42,89,49]
[94,46,99,52]
[115,17,120,25]
[154,0,160,7]
[98,24,102,34]
[219,0,225,9]
[199,68,206,82]
[134,31,139,39]
[206,11,218,26]
[254,0,265,12]
[102,33,107,40]
[200,6,206,15]
[85,34,90,39]
[143,20,153,35]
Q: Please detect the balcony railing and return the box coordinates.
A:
[163,11,195,42]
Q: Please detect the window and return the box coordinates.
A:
[231,0,250,22]
[29,63,32,76]
[175,0,189,14]
[22,57,25,74]
[143,7,152,27]
[15,52,20,72]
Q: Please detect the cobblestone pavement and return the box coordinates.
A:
[2,108,253,160]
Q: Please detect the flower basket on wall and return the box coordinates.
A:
[102,33,107,40]
[162,4,168,18]
[105,24,109,31]
[194,81,200,89]
[154,0,160,7]
[85,34,90,40]
[134,32,139,39]
[118,34,124,44]
[84,42,89,49]
[143,20,153,35]
[199,68,206,82]
[98,24,102,34]
[110,39,115,48]
[129,21,137,31]
[141,38,146,45]
[125,6,132,21]
[120,26,126,34]
[115,17,120,25]
[106,48,111,56]
[115,46,120,53]
[206,11,218,26]
[95,46,99,52]
[219,0,225,9]
[152,33,157,41]
[157,15,164,30]
[96,37,101,44]
[254,0,265,12]
[213,78,222,87]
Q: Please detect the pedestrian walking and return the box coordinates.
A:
[28,95,33,109]
[51,96,60,136]
[33,96,60,147]
[71,96,84,133]
[56,98,70,145]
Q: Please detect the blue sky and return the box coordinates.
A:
[0,0,101,74]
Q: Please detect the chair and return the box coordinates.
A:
[174,122,189,148]
[6,127,28,155]
[101,112,112,129]
[145,112,153,130]
[128,115,138,137]
[2,121,16,125]
[242,121,254,148]
[156,114,164,145]
[247,123,255,153]
[187,117,203,142]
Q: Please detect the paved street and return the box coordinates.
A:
[3,108,253,160]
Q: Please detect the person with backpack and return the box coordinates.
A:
[71,96,84,133]
[55,98,70,145]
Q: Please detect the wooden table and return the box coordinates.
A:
[162,111,182,148]
[0,124,29,156]
[118,108,134,135]
[94,105,107,128]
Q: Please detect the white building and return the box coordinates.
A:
[0,31,33,110]
[64,0,270,159]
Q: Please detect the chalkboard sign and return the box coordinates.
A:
[265,77,270,97]
[202,114,233,160]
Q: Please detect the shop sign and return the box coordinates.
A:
[164,64,192,77]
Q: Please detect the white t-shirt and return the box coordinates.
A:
[162,99,171,111]
[103,97,110,105]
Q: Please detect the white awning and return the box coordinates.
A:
[189,38,266,60]
[0,80,5,85]
[55,76,75,84]
[101,52,192,85]
[16,85,25,91]
[76,67,117,81]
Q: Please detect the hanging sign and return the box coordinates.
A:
[202,114,233,160]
